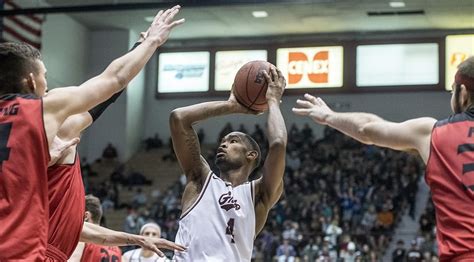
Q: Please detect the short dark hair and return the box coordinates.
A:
[85,194,103,224]
[242,133,262,170]
[0,42,42,95]
[458,56,474,78]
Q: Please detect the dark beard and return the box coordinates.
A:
[215,157,240,172]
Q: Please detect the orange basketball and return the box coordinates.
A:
[233,61,274,112]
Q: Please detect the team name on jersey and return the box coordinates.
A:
[219,191,241,211]
[0,103,19,116]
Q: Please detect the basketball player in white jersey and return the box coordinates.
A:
[169,67,287,261]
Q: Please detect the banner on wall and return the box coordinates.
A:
[215,50,267,91]
[357,43,439,87]
[276,46,343,88]
[446,35,474,90]
[158,51,210,93]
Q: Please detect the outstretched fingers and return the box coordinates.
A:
[269,66,278,82]
[164,5,181,24]
[292,107,311,116]
[159,239,187,252]
[152,10,164,25]
[296,99,314,108]
[169,18,186,29]
[303,93,319,104]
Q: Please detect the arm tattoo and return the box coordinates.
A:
[184,131,201,163]
[126,236,134,245]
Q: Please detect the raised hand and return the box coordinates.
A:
[147,5,185,46]
[263,67,286,103]
[228,86,262,115]
[292,94,334,125]
[48,136,80,167]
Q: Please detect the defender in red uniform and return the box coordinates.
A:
[46,39,186,260]
[0,94,50,260]
[46,154,85,261]
[0,7,184,260]
[293,56,474,261]
[45,37,143,262]
[66,195,185,262]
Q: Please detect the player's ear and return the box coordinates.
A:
[23,73,36,93]
[246,150,258,161]
[84,211,92,222]
[460,84,471,107]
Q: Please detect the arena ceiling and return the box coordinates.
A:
[9,0,474,39]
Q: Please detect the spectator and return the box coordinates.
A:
[102,143,118,159]
[144,133,163,151]
[162,138,177,162]
[238,124,248,134]
[122,223,167,261]
[361,205,377,232]
[376,203,394,232]
[127,170,152,186]
[218,122,233,143]
[302,238,319,262]
[276,239,296,262]
[132,188,148,208]
[340,241,357,262]
[325,219,343,246]
[392,240,406,262]
[406,240,423,262]
[124,209,140,234]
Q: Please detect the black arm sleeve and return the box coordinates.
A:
[88,41,142,122]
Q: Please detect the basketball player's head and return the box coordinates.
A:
[140,222,161,238]
[0,42,47,97]
[215,131,261,178]
[84,194,103,225]
[451,56,474,113]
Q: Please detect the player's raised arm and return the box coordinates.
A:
[292,94,436,162]
[169,94,253,183]
[254,67,287,233]
[42,5,184,143]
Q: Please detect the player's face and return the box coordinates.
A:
[215,132,249,170]
[32,60,48,97]
[142,227,160,238]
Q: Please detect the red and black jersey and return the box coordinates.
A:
[427,110,474,261]
[47,154,85,260]
[0,94,50,261]
[81,244,122,262]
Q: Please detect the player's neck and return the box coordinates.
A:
[141,249,154,258]
[220,168,249,186]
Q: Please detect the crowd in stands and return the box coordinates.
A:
[80,123,429,261]
[389,199,438,262]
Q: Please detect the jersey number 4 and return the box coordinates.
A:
[0,123,12,164]
[226,218,236,243]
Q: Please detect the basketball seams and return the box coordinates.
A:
[234,61,272,111]
[245,64,254,106]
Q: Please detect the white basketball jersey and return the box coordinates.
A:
[174,171,256,261]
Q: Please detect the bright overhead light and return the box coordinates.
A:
[252,11,268,18]
[389,1,406,8]
[144,16,154,22]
